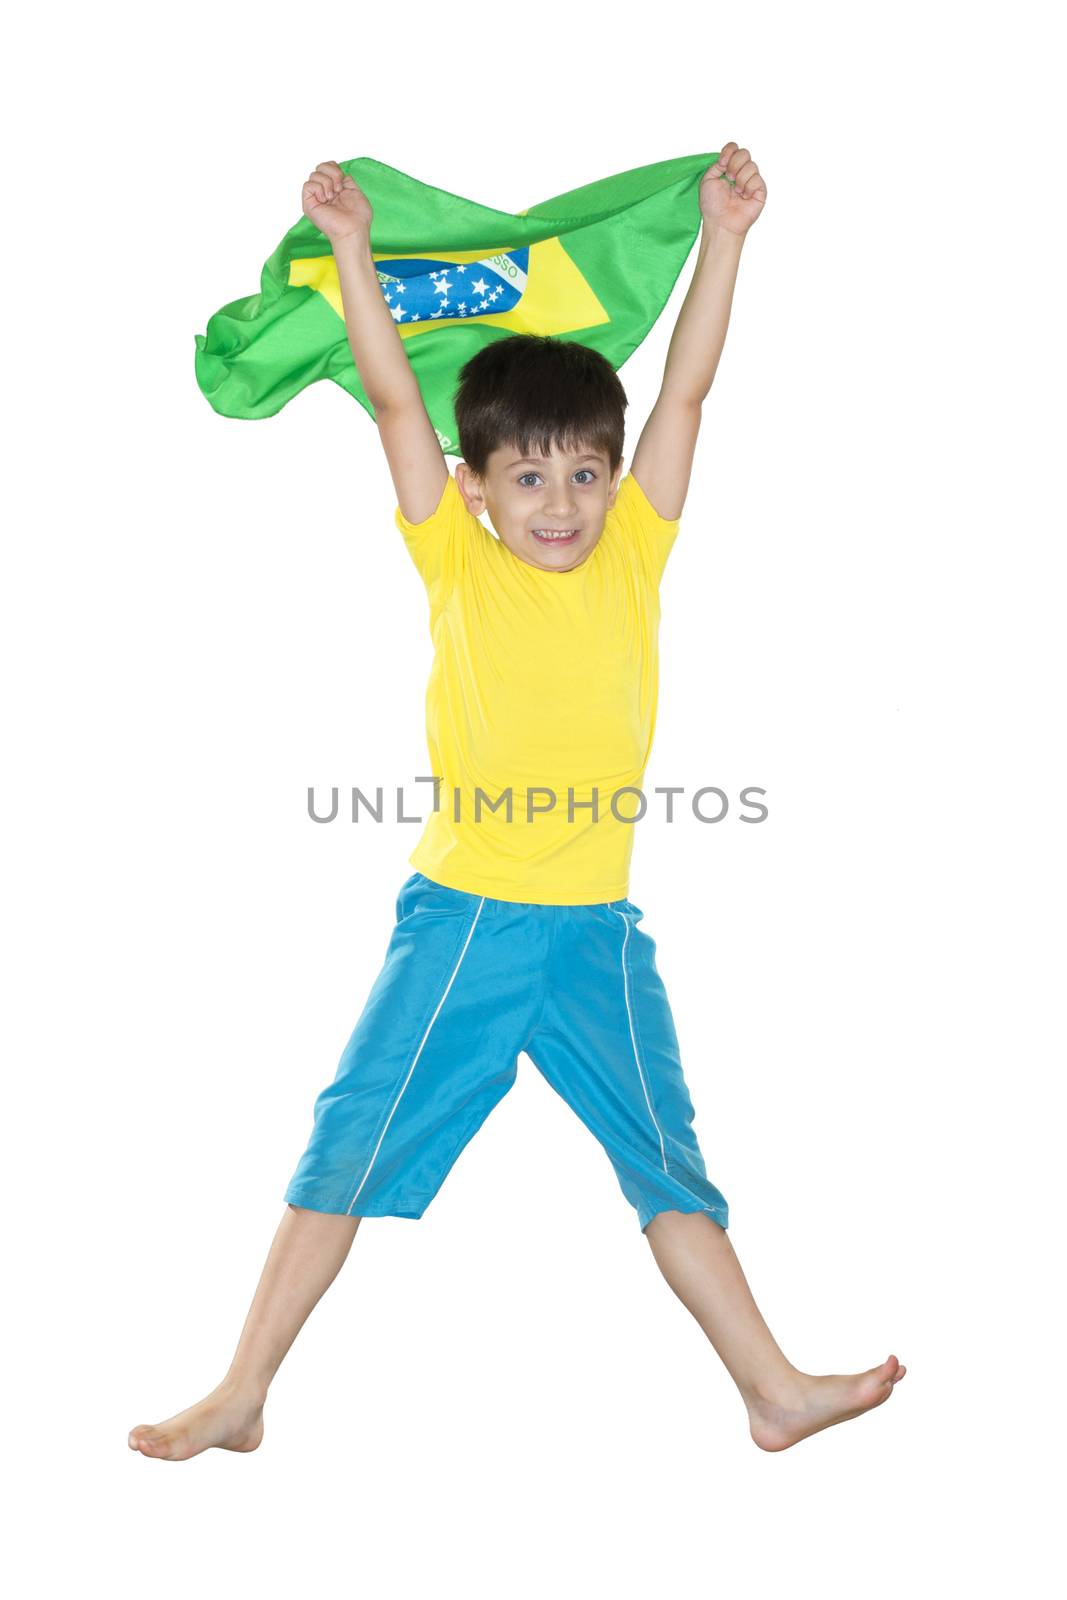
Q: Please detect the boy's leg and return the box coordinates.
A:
[525,896,907,1451]
[643,1210,906,1451]
[130,873,546,1461]
[128,1205,360,1461]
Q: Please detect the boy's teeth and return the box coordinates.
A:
[534,529,577,540]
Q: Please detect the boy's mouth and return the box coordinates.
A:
[531,528,580,545]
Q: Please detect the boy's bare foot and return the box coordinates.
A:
[128,1380,265,1462]
[746,1355,907,1452]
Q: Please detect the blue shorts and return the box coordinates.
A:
[283,872,729,1233]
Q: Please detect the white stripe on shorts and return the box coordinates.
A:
[345,896,487,1214]
[612,907,669,1174]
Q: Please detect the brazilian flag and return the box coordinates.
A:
[194,152,719,455]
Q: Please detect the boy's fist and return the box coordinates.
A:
[302,161,373,242]
[700,143,767,235]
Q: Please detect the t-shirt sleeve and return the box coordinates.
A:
[613,471,682,584]
[394,473,471,614]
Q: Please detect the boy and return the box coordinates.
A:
[129,144,905,1461]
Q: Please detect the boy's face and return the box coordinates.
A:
[456,442,624,573]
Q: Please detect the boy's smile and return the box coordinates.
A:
[456,443,623,573]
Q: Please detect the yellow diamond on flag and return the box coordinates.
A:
[288,238,610,341]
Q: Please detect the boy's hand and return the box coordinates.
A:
[302,161,373,243]
[699,143,767,235]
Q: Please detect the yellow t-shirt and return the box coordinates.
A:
[394,471,681,905]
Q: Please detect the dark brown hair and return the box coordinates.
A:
[453,334,627,479]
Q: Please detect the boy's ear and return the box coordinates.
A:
[607,459,626,506]
[455,462,487,515]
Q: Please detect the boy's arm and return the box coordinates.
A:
[303,162,448,525]
[333,231,448,524]
[630,144,767,522]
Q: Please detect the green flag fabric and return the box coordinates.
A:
[194,152,719,455]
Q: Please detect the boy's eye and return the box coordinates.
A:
[518,470,595,487]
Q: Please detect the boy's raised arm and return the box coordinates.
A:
[631,143,768,523]
[302,161,449,525]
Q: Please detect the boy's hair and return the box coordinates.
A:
[454,334,627,479]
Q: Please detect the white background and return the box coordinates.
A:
[3,2,1062,1594]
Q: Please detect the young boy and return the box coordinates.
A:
[129,144,905,1461]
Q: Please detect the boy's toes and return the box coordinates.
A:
[129,1427,168,1457]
